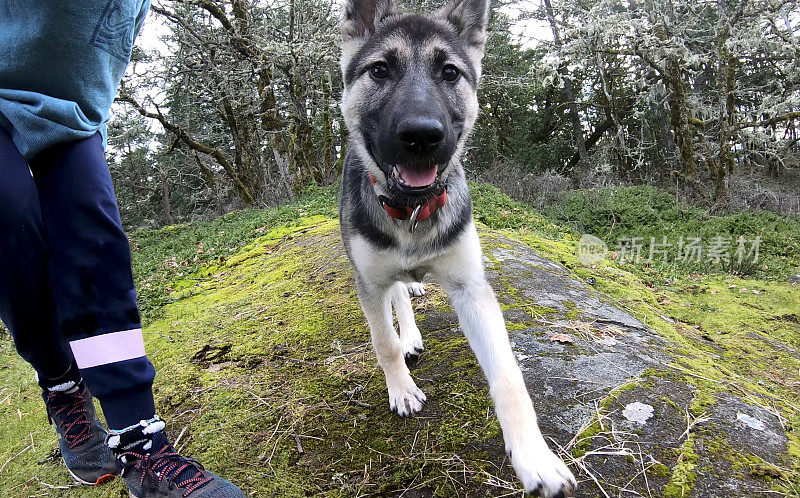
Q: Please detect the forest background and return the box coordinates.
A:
[111,0,800,229]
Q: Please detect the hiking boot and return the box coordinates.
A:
[110,417,244,497]
[44,381,118,485]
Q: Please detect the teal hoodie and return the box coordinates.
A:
[0,0,150,160]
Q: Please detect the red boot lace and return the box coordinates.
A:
[46,389,93,449]
[121,443,213,497]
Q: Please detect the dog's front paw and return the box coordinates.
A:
[406,282,426,297]
[387,378,426,417]
[510,445,576,497]
[401,329,424,363]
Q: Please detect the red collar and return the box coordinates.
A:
[369,174,448,225]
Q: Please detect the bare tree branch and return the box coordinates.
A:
[117,91,256,204]
[737,111,800,130]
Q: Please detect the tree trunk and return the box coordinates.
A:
[273,148,295,200]
[543,0,589,179]
[665,59,697,180]
[322,72,334,183]
[220,94,263,203]
[161,171,174,225]
[288,74,317,190]
[714,1,745,201]
[715,48,736,200]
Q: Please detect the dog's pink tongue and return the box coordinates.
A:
[397,164,437,187]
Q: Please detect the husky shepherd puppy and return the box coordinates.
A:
[338,0,577,495]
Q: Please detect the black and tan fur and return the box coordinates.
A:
[337,0,577,495]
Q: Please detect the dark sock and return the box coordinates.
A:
[37,360,82,393]
[98,386,157,431]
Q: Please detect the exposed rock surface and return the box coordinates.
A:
[408,232,794,497]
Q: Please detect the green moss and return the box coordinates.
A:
[571,418,603,458]
[650,462,671,478]
[701,435,794,493]
[505,321,530,331]
[663,434,698,497]
[562,300,580,320]
[137,186,800,495]
[469,182,566,239]
[130,217,518,495]
[689,391,716,417]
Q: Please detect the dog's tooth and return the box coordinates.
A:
[395,166,408,185]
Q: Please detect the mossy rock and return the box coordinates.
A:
[1,216,798,497]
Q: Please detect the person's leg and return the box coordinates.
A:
[0,127,81,387]
[29,132,156,430]
[30,133,243,497]
[0,127,117,485]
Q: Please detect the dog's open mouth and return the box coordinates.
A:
[392,164,439,189]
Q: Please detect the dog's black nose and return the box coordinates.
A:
[397,117,445,154]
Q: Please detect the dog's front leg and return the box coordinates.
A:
[355,276,426,416]
[434,227,576,497]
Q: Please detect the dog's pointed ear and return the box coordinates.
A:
[342,0,396,41]
[437,0,490,49]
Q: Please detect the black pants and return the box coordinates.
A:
[0,129,155,429]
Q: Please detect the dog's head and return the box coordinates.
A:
[340,0,489,201]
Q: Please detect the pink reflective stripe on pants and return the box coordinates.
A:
[69,329,147,369]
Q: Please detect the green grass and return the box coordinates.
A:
[130,184,338,320]
[542,186,800,280]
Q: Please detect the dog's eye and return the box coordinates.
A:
[442,64,459,82]
[370,62,389,79]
